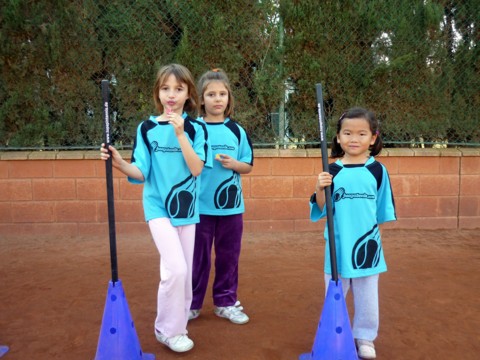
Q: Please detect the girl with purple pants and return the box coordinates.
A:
[189,69,254,324]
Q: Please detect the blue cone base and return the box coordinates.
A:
[0,346,9,358]
[299,279,358,360]
[95,280,155,360]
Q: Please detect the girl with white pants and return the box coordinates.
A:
[149,218,195,338]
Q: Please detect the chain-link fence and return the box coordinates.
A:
[1,0,479,150]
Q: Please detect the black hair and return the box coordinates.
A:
[330,107,383,158]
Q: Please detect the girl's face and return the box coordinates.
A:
[337,118,377,160]
[158,74,189,114]
[202,81,229,120]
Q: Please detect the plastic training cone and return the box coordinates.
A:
[95,280,155,360]
[299,279,358,360]
[0,345,9,358]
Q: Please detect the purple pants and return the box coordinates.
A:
[191,214,243,309]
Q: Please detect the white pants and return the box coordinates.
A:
[149,218,195,337]
[324,274,379,341]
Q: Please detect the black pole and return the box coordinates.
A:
[101,80,119,284]
[315,83,338,283]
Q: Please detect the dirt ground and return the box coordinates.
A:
[1,229,479,360]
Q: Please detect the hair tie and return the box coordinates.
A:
[376,130,380,135]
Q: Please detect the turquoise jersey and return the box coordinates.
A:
[310,157,396,278]
[198,117,253,216]
[128,114,212,226]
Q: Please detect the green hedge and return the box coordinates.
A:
[1,0,478,149]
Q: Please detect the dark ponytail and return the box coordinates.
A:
[330,135,344,158]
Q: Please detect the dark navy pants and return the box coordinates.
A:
[191,213,243,309]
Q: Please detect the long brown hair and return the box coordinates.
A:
[152,63,198,116]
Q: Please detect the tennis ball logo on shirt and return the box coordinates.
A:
[214,173,242,209]
[351,224,382,269]
[333,188,345,202]
[165,175,196,219]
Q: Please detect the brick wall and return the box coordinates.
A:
[0,148,479,238]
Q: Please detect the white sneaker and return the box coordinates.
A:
[189,309,200,320]
[214,300,249,324]
[155,330,194,352]
[356,339,376,359]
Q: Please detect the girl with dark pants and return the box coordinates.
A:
[190,69,253,324]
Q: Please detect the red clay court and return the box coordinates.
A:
[1,229,479,359]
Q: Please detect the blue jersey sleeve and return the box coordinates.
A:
[128,121,151,184]
[376,165,396,224]
[237,127,254,165]
[309,193,327,221]
[191,118,212,169]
